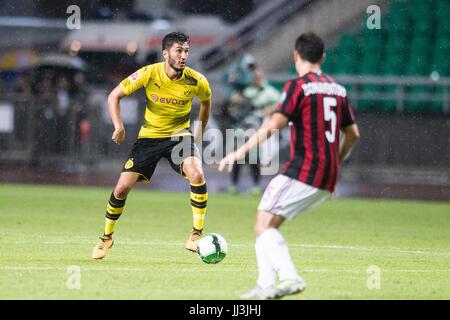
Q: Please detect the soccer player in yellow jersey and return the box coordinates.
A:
[92,32,212,259]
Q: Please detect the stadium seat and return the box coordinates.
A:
[285,0,449,113]
[404,36,432,111]
[436,2,450,24]
[381,85,402,112]
[334,53,358,75]
[404,86,434,112]
[409,0,434,22]
[321,49,336,74]
[430,86,448,113]
[358,84,386,112]
[384,4,410,34]
[431,41,450,76]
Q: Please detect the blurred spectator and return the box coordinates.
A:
[55,76,72,155]
[226,67,281,195]
[241,68,282,166]
[220,53,256,132]
[0,78,5,98]
[73,73,89,118]
[14,72,33,98]
[32,76,57,163]
[13,72,34,142]
[72,72,90,157]
[222,53,256,100]
[242,68,280,124]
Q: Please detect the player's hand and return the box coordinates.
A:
[218,153,236,172]
[112,127,125,145]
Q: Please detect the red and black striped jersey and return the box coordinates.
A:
[274,71,356,192]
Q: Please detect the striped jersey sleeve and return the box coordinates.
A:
[341,97,356,128]
[274,79,304,120]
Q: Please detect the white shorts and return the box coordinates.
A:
[258,174,331,220]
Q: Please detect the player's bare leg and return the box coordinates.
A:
[253,210,285,237]
[183,156,207,252]
[242,211,305,299]
[92,172,140,259]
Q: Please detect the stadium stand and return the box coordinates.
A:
[0,0,448,187]
[319,0,450,113]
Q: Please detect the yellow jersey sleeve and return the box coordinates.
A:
[120,66,151,96]
[196,75,212,102]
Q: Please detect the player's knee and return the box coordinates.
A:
[253,223,261,237]
[254,220,268,237]
[187,169,205,185]
[114,184,132,199]
[254,212,282,237]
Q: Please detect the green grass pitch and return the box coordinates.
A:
[0,183,449,299]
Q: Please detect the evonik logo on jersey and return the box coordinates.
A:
[150,94,190,105]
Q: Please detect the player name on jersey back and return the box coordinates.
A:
[302,82,347,97]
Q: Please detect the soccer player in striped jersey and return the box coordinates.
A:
[92,32,212,259]
[219,32,360,299]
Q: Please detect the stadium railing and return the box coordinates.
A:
[266,74,450,114]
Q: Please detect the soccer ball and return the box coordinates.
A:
[197,233,228,264]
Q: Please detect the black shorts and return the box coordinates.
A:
[121,136,200,182]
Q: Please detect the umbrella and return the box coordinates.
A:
[36,53,88,71]
[0,49,39,71]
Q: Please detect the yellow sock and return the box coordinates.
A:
[190,182,207,231]
[104,193,126,236]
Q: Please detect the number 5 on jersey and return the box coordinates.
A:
[323,97,337,143]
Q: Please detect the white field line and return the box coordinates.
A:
[0,265,449,274]
[2,290,449,299]
[288,243,450,256]
[5,238,450,256]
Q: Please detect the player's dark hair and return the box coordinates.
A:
[295,32,324,63]
[162,32,190,50]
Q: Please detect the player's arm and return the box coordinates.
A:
[339,124,360,162]
[218,113,288,172]
[110,66,150,145]
[195,98,212,142]
[108,85,127,145]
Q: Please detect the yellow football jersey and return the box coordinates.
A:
[120,62,212,138]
